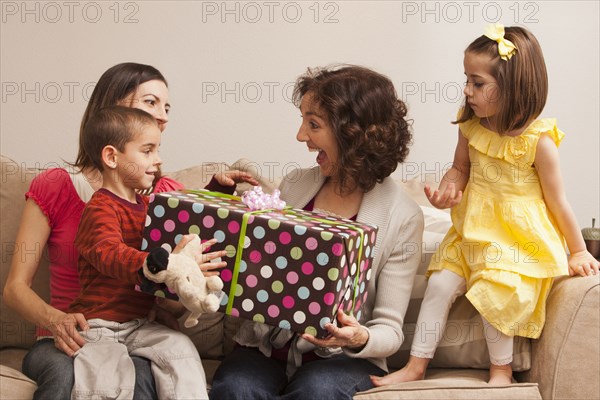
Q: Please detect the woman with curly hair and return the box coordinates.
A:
[210,65,424,400]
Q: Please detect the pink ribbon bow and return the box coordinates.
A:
[241,186,286,211]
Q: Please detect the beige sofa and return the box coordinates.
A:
[1,155,598,400]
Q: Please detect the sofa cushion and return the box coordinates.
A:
[0,364,36,399]
[354,369,541,399]
[0,156,51,350]
[0,348,28,373]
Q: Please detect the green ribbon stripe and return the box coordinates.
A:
[183,188,241,201]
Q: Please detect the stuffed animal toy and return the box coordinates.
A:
[143,235,224,328]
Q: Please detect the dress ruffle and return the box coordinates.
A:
[460,117,565,167]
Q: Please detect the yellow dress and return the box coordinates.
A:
[427,116,569,339]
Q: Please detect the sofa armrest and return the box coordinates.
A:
[520,275,599,400]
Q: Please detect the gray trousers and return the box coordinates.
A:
[72,318,207,399]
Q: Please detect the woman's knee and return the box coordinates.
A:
[283,357,381,400]
[210,348,285,400]
[24,343,74,400]
[23,339,73,381]
[210,375,278,400]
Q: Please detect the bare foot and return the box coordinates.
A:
[488,364,513,385]
[370,357,429,387]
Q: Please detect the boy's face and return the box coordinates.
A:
[116,123,162,191]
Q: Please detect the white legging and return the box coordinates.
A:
[410,269,513,366]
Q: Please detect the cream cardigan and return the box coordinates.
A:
[234,166,424,373]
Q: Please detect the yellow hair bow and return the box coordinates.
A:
[484,23,517,61]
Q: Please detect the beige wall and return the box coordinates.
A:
[1,1,598,228]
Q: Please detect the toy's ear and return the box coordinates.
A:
[146,247,169,274]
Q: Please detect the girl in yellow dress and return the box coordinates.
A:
[372,24,600,386]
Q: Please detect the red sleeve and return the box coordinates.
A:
[75,196,147,284]
[153,176,185,193]
[26,168,77,228]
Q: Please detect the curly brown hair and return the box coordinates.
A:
[293,65,412,194]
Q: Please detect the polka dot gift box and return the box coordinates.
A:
[139,189,378,338]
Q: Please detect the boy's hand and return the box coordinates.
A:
[197,237,227,277]
[174,235,227,278]
[568,250,600,277]
[214,170,259,187]
[424,183,463,209]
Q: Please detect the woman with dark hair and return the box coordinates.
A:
[76,63,176,191]
[209,65,424,400]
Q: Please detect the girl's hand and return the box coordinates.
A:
[424,183,463,209]
[47,312,89,357]
[300,309,369,350]
[214,170,259,187]
[568,250,600,277]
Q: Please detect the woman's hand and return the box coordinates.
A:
[47,312,89,357]
[568,250,600,277]
[300,309,369,350]
[424,183,463,209]
[214,170,259,187]
[4,199,92,358]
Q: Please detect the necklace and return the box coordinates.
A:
[312,207,345,219]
